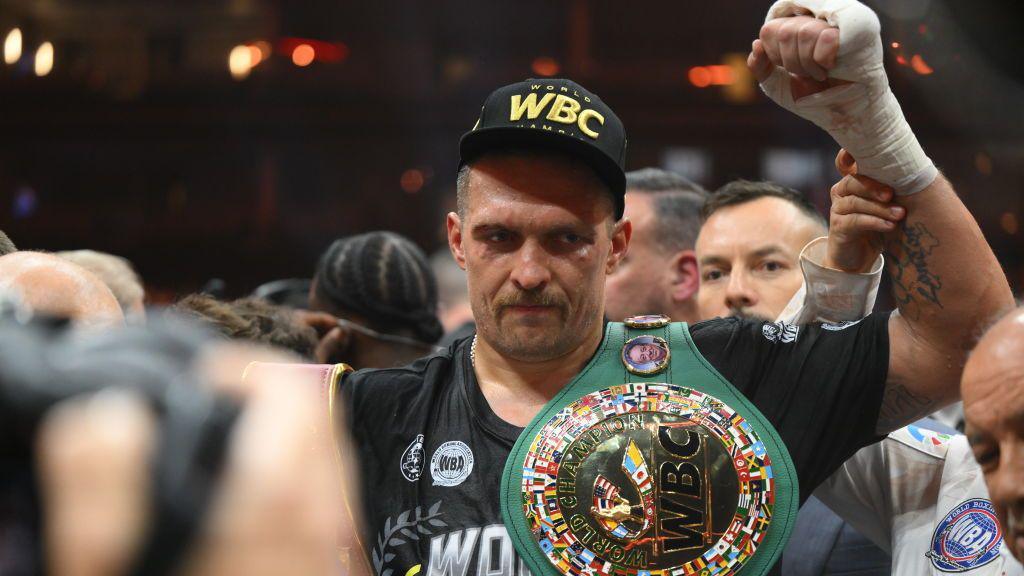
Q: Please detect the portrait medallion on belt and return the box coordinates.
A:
[622,336,671,376]
[520,384,776,576]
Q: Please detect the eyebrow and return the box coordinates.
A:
[750,245,787,259]
[547,224,595,237]
[470,221,593,236]
[699,255,729,267]
[698,245,788,267]
[470,223,507,233]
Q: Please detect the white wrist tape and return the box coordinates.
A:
[761,0,938,194]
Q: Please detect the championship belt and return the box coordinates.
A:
[501,317,799,576]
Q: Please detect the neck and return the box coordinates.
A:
[669,298,701,325]
[473,322,605,427]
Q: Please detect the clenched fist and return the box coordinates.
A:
[748,16,847,99]
[748,0,937,194]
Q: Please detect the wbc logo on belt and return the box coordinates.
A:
[520,384,775,576]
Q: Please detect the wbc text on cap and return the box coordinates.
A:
[459,79,628,219]
[507,84,606,139]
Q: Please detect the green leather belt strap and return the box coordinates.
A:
[500,321,799,576]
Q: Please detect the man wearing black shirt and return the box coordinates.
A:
[340,3,1014,576]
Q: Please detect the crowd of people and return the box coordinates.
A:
[1,1,1022,575]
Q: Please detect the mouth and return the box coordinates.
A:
[505,305,558,315]
[728,308,770,323]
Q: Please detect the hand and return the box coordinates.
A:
[36,343,357,576]
[293,309,352,364]
[748,15,849,99]
[37,390,156,576]
[825,149,905,272]
[184,344,351,576]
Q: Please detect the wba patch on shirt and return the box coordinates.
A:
[928,499,1004,572]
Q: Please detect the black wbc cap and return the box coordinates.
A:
[459,78,628,219]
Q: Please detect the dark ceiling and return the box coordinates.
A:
[0,0,1021,298]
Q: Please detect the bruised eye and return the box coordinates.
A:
[486,230,512,243]
[548,230,593,250]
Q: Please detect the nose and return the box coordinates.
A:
[510,240,551,292]
[724,269,758,311]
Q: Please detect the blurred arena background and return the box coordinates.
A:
[0,0,1021,301]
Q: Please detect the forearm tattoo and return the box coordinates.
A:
[877,221,946,433]
[885,222,943,321]
[876,381,938,434]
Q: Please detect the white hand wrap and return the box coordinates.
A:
[761,0,938,194]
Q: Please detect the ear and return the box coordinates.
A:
[447,212,467,270]
[669,250,700,302]
[606,217,632,275]
[315,325,353,365]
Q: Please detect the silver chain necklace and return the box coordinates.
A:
[470,334,478,367]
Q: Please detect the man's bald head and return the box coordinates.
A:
[0,252,124,328]
[963,306,1024,562]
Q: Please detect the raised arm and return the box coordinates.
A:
[876,174,1010,431]
[749,0,1014,433]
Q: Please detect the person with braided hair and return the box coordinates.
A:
[302,231,444,369]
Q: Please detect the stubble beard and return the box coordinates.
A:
[728,307,772,323]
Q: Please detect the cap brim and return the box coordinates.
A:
[459,127,625,219]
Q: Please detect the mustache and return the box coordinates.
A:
[494,291,567,310]
[727,307,770,323]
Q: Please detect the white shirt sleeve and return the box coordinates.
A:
[814,425,1024,574]
[777,236,884,325]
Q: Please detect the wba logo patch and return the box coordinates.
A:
[430,441,474,487]
[927,499,1003,572]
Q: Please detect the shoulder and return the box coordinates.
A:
[685,317,801,368]
[687,316,807,353]
[346,338,465,391]
[885,422,957,459]
[687,316,751,351]
[689,312,891,352]
[341,336,470,411]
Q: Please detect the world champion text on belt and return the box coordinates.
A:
[519,383,776,576]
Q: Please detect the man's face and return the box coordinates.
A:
[447,153,629,362]
[963,314,1024,562]
[605,193,670,321]
[695,197,823,321]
